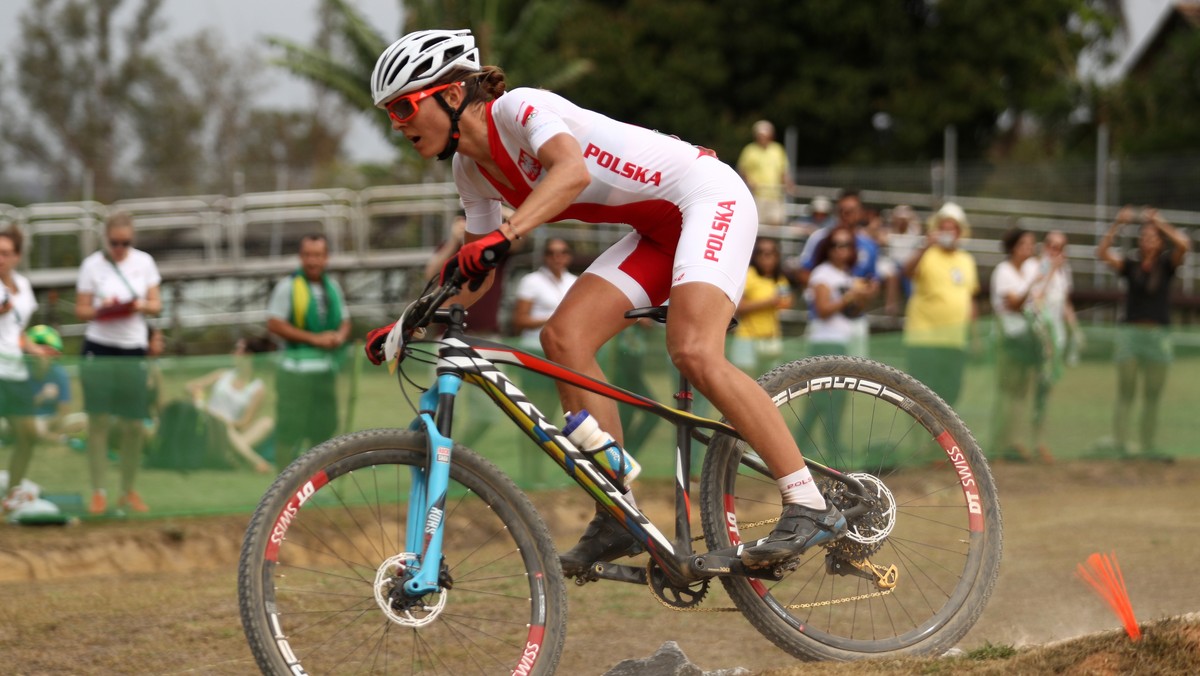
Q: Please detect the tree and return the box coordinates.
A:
[556,0,1119,167]
[267,0,591,167]
[3,0,168,202]
[265,0,394,149]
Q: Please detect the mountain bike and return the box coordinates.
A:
[238,272,1002,675]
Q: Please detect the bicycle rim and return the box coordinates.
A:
[238,429,566,675]
[701,356,1002,660]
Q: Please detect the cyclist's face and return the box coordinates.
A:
[390,83,462,159]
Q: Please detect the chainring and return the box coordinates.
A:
[646,560,710,610]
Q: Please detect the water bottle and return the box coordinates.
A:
[562,410,641,488]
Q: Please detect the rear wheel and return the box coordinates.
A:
[238,428,567,675]
[700,356,1002,660]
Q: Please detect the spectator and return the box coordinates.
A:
[266,233,350,470]
[0,226,41,512]
[425,211,525,337]
[781,195,832,262]
[881,205,923,315]
[989,227,1052,463]
[25,325,74,444]
[806,195,834,231]
[901,202,979,408]
[736,120,793,226]
[794,190,880,356]
[74,211,162,515]
[731,237,792,376]
[512,238,578,351]
[796,226,875,455]
[1096,205,1191,459]
[1029,231,1081,459]
[793,189,868,287]
[185,336,275,473]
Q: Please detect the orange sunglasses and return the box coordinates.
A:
[385,82,463,124]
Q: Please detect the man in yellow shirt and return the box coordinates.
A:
[902,203,979,407]
[737,120,793,226]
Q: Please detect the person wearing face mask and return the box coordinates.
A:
[901,202,979,408]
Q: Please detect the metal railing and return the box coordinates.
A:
[3,182,1197,332]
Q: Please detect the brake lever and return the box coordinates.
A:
[383,277,463,373]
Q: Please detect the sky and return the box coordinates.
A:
[0,0,1176,163]
[0,0,404,162]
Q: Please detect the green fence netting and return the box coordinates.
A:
[2,322,1196,520]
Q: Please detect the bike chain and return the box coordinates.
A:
[649,518,894,612]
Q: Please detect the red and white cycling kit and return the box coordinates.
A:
[456,87,758,307]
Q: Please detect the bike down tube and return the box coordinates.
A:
[402,373,461,596]
[436,339,700,585]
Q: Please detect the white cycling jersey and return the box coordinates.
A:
[455,87,757,306]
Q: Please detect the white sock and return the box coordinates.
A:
[777,467,826,510]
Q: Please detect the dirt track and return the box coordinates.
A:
[1,459,1197,674]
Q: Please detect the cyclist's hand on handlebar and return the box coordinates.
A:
[364,321,396,365]
[440,230,511,291]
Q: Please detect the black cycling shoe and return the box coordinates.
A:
[559,507,644,577]
[740,502,848,570]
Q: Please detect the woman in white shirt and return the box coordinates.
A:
[797,225,873,456]
[186,337,275,473]
[74,212,162,515]
[0,226,46,512]
[512,238,577,349]
[990,227,1054,463]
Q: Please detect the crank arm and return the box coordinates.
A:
[690,549,791,580]
[582,562,648,586]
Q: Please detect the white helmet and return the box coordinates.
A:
[371,29,481,107]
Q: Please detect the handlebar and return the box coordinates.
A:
[402,272,465,336]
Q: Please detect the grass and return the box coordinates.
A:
[4,323,1198,519]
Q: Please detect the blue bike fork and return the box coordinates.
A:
[401,372,461,596]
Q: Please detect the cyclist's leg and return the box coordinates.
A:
[667,162,845,564]
[664,282,803,478]
[666,281,846,567]
[541,273,647,574]
[539,273,634,444]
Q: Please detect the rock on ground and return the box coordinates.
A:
[602,641,751,676]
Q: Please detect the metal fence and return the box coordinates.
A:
[3,181,1197,337]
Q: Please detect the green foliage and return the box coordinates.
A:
[4,0,167,201]
[1108,30,1200,154]
[555,0,1117,165]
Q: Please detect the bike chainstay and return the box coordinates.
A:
[644,517,894,613]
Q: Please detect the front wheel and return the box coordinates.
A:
[700,356,1002,660]
[238,428,567,675]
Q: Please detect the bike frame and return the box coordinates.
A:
[402,305,866,592]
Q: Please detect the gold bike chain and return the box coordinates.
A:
[647,517,895,612]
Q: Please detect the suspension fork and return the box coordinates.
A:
[401,371,463,596]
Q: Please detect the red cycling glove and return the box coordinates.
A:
[364,322,396,365]
[440,230,512,290]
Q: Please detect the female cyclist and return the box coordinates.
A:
[364,29,846,572]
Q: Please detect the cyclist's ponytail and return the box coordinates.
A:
[464,65,506,102]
